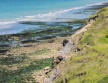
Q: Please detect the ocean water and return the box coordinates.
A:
[0,0,108,35]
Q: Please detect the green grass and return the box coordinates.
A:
[0,57,53,83]
[30,48,50,56]
[80,34,95,46]
[55,7,108,83]
[0,55,27,65]
[98,76,108,83]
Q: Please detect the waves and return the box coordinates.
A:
[0,1,108,24]
[15,1,108,22]
[0,1,108,35]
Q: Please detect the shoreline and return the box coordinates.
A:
[0,1,108,22]
[0,1,108,35]
[0,2,108,83]
[43,6,108,83]
[42,8,100,83]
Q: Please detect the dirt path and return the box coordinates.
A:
[42,23,91,83]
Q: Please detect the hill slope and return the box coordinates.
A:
[44,7,108,83]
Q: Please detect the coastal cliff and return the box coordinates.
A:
[42,7,108,83]
[0,6,108,83]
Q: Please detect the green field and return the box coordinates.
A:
[55,7,108,83]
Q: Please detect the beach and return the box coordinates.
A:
[0,0,108,83]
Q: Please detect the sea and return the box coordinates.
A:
[0,0,108,35]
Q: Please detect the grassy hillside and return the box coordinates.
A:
[55,7,108,83]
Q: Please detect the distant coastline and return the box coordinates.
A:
[0,1,108,83]
[0,0,108,35]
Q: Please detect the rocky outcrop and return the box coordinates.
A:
[0,41,10,55]
[62,39,69,47]
[44,67,52,75]
[42,13,91,83]
[88,15,99,23]
[52,56,64,68]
